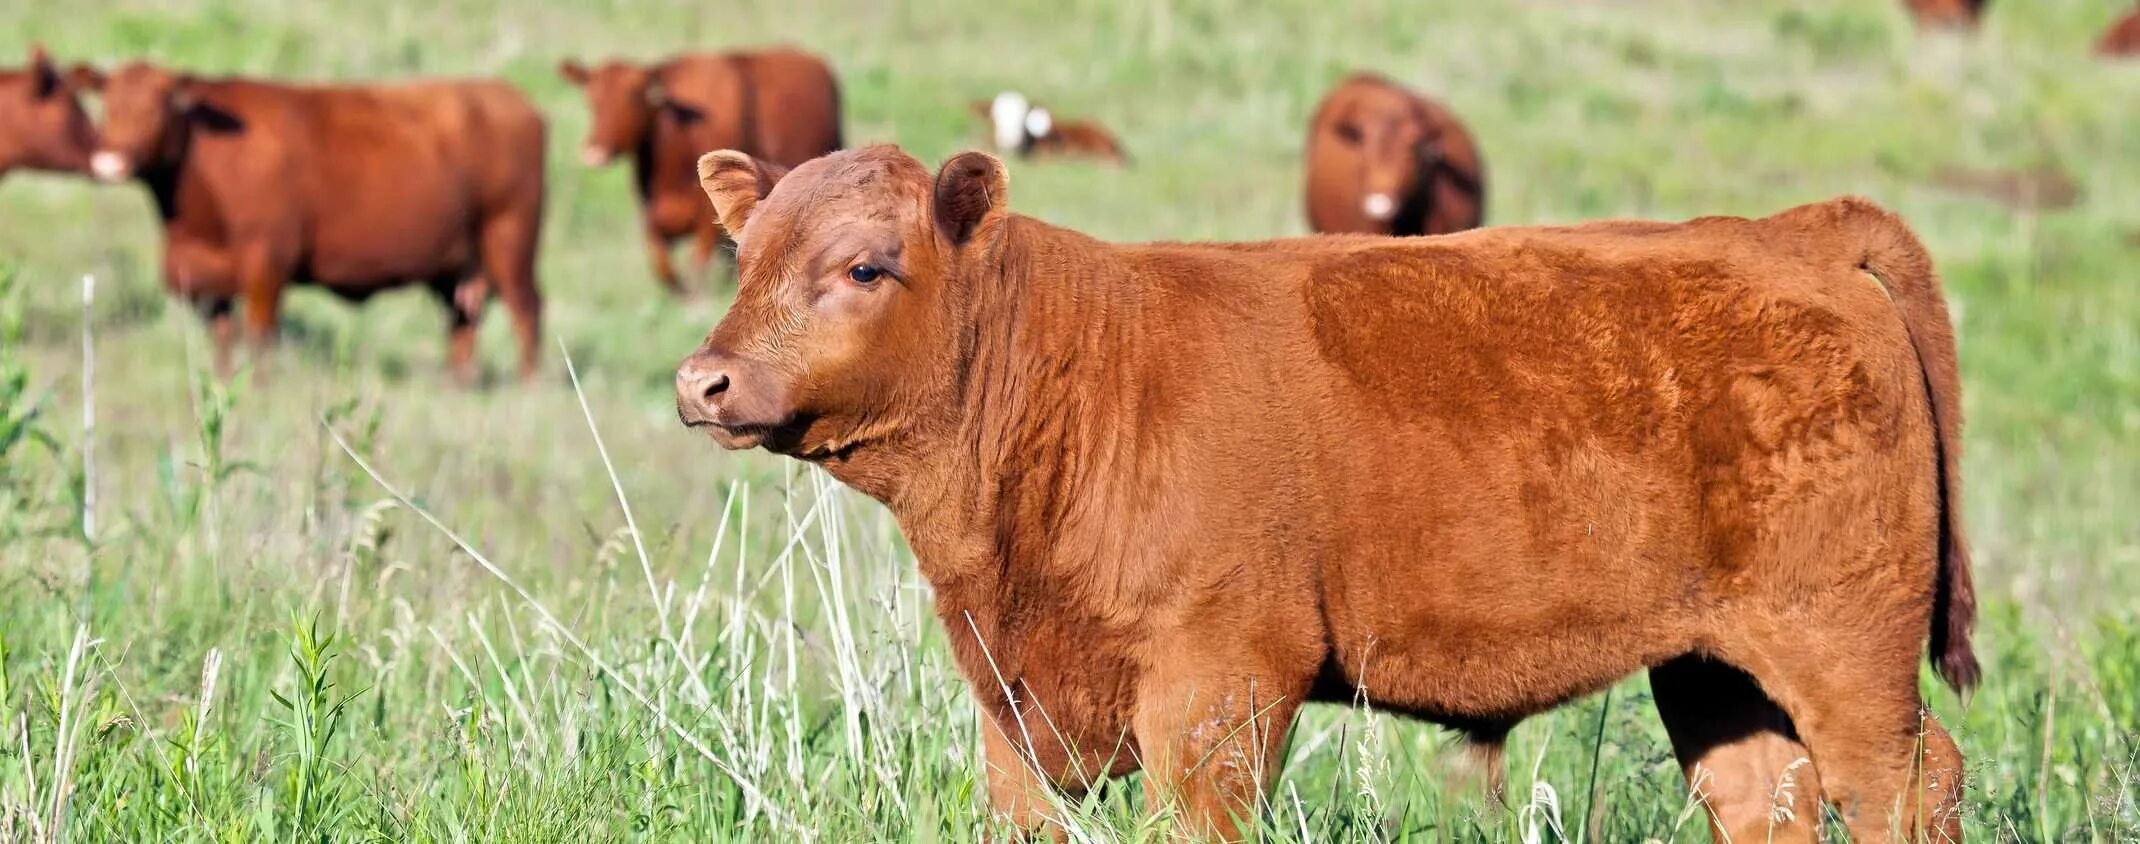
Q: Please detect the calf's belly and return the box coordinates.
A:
[1315,604,1689,724]
[1312,462,1702,723]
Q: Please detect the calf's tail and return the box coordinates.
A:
[1834,197,1981,694]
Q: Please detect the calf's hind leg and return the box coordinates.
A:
[1650,655,1822,844]
[1737,637,1966,842]
[479,210,543,381]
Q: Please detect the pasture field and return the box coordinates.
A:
[2,0,2137,839]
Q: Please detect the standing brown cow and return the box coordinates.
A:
[78,63,545,382]
[0,46,94,179]
[676,145,1977,843]
[560,49,841,295]
[2099,6,2140,55]
[1907,0,1987,28]
[1305,73,1484,237]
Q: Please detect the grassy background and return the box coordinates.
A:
[1,0,2137,839]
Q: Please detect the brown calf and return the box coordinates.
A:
[561,49,841,295]
[674,146,1976,842]
[79,64,544,382]
[1305,73,1484,237]
[0,46,94,179]
[1907,0,1987,28]
[2100,6,2140,56]
[970,92,1128,165]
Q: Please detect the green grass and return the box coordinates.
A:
[2,0,2138,839]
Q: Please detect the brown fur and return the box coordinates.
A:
[675,146,1976,842]
[1304,73,1484,237]
[2099,7,2140,56]
[78,63,545,383]
[0,46,94,178]
[563,49,841,294]
[967,98,1128,165]
[1907,0,1987,29]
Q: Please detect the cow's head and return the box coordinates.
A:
[675,145,1008,461]
[560,59,699,167]
[0,46,96,177]
[81,62,239,183]
[1324,77,1442,226]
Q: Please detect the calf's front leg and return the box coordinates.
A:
[1133,671,1304,840]
[980,713,1062,839]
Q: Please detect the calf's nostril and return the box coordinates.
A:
[701,372,730,402]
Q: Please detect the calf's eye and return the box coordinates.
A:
[847,264,883,285]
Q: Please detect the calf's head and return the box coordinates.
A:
[0,46,96,177]
[560,60,699,167]
[675,145,1009,460]
[81,62,238,183]
[1325,80,1442,225]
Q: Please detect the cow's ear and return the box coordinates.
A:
[664,101,705,125]
[932,151,1007,247]
[697,150,786,235]
[66,64,104,93]
[29,45,59,98]
[175,79,244,135]
[559,60,589,86]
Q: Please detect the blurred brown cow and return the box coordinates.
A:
[1906,0,1987,28]
[674,145,1977,842]
[561,48,841,295]
[2099,6,2140,55]
[80,63,545,382]
[1305,73,1484,237]
[969,92,1128,165]
[0,46,94,179]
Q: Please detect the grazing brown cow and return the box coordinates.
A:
[0,46,94,178]
[1907,0,1987,28]
[674,145,1976,842]
[2099,6,2140,55]
[969,92,1128,165]
[78,63,544,382]
[561,49,841,295]
[1305,73,1484,237]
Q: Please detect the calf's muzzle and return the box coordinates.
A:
[675,348,795,449]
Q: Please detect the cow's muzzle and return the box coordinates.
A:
[90,150,131,183]
[1362,192,1398,222]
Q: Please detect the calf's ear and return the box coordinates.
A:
[933,151,1007,247]
[696,150,787,235]
[559,60,589,86]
